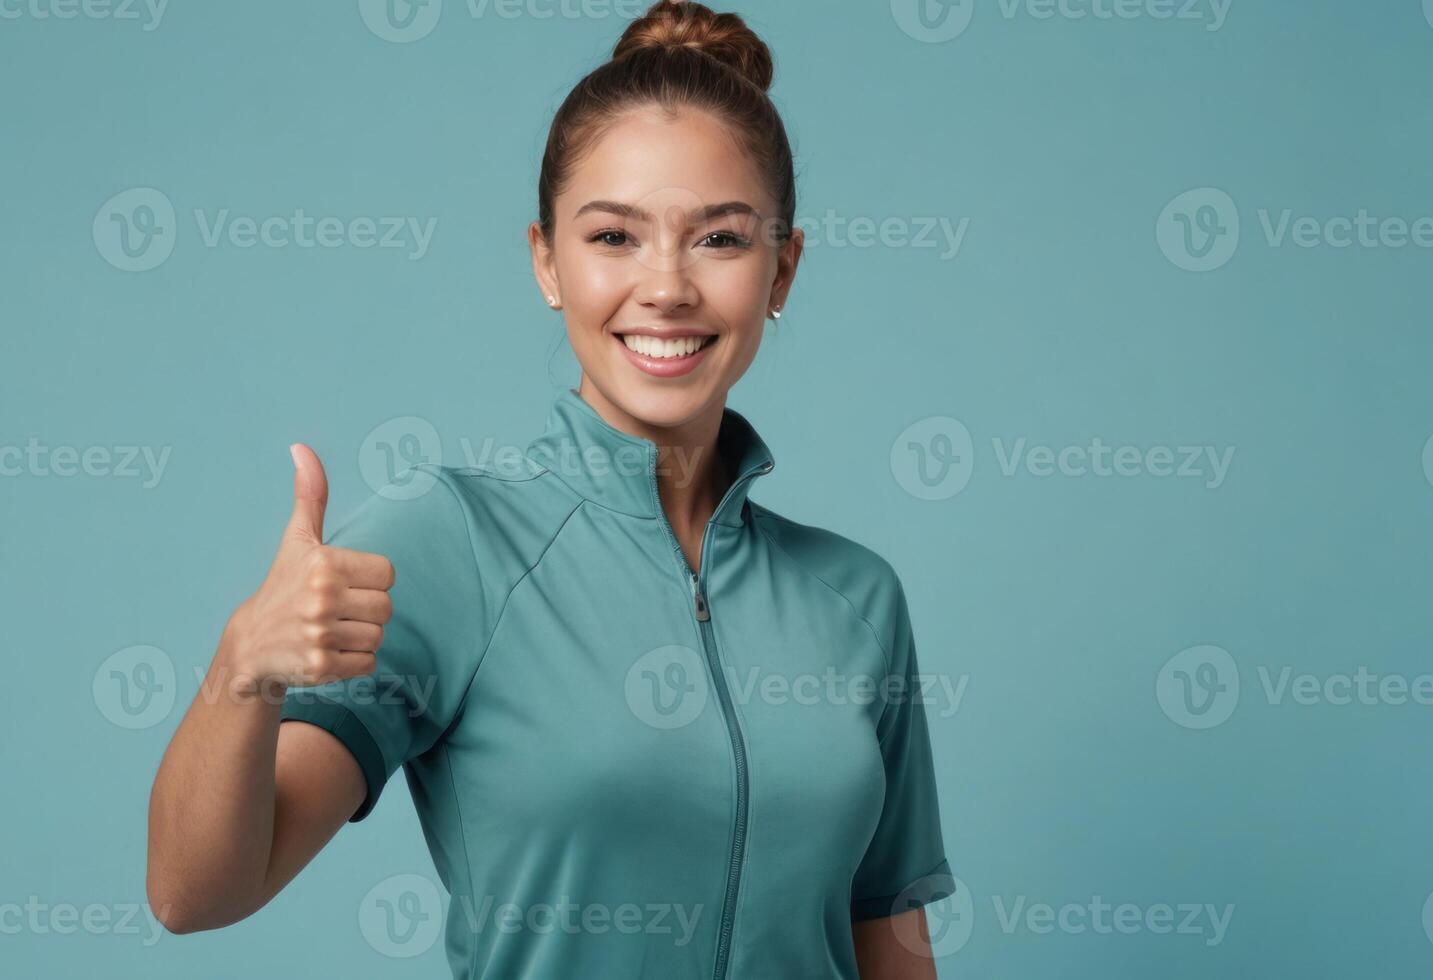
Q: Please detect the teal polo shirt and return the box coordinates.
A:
[280,386,952,979]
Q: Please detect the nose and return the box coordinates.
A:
[632,240,701,315]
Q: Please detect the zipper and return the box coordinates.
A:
[649,449,772,980]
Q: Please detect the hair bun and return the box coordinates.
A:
[613,1,774,92]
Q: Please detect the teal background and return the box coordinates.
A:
[3,1,1431,976]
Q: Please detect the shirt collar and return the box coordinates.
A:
[524,387,776,527]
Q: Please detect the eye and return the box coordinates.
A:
[699,231,752,249]
[588,229,632,248]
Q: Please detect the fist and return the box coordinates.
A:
[226,443,396,692]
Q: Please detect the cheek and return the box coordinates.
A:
[557,251,626,318]
[700,258,770,319]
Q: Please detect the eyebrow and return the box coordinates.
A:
[572,200,764,224]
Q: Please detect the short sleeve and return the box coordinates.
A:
[849,574,954,921]
[279,466,484,822]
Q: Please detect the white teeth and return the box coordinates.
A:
[622,334,712,358]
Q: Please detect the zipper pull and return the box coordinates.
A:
[693,578,710,621]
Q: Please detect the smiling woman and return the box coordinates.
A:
[145,3,952,979]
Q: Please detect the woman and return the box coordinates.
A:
[146,3,953,977]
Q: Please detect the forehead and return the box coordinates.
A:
[561,106,770,218]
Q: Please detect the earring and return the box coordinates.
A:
[770,306,782,320]
[547,295,558,308]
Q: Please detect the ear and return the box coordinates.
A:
[768,224,805,313]
[528,220,561,308]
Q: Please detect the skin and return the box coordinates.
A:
[146,102,935,978]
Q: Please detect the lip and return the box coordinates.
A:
[616,326,717,339]
[614,331,716,378]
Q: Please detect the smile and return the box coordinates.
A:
[614,332,717,378]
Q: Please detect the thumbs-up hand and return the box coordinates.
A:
[224,444,396,693]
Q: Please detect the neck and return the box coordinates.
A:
[575,377,729,538]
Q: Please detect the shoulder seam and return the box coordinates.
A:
[752,511,906,743]
[442,486,586,738]
[750,514,896,685]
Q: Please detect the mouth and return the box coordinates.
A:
[613,331,718,378]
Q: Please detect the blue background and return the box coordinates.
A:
[3,0,1431,976]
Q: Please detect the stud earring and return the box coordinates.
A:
[547,295,558,308]
[770,306,782,320]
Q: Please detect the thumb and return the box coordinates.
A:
[285,443,328,544]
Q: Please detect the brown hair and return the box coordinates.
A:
[536,0,795,248]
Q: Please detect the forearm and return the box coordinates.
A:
[146,602,282,932]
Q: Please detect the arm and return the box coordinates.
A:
[146,445,391,932]
[145,610,366,932]
[853,907,939,980]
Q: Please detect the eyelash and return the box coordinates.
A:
[587,229,752,250]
